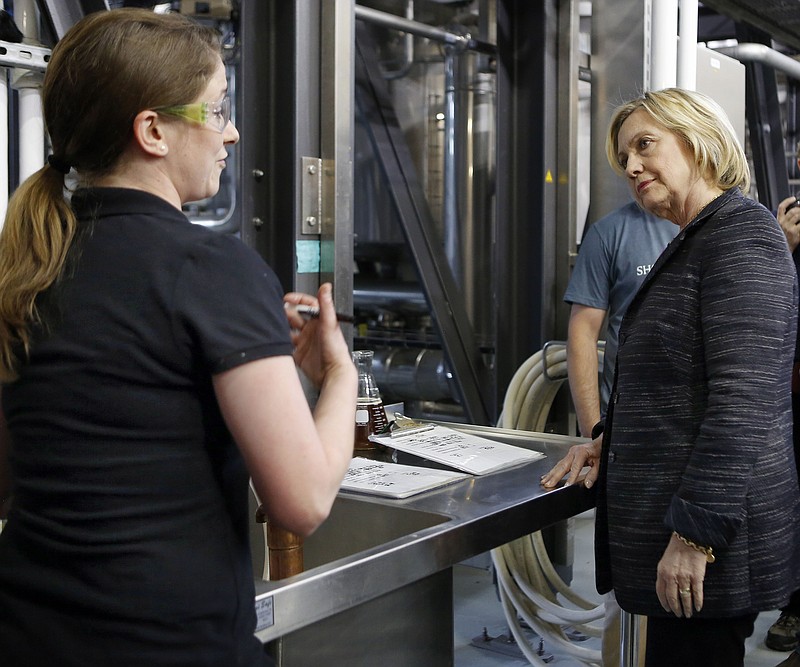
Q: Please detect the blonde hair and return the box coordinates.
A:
[0,9,220,381]
[605,87,750,192]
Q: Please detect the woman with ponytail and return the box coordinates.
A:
[0,9,356,666]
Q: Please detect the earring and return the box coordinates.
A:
[160,144,167,152]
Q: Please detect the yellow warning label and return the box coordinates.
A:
[545,170,553,183]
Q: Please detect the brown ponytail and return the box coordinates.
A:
[0,166,76,381]
[0,8,220,380]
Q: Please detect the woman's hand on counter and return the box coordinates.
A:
[540,437,602,489]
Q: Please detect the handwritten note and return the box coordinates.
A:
[369,425,545,475]
[341,457,469,498]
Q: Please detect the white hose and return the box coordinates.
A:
[495,550,603,664]
[490,342,605,665]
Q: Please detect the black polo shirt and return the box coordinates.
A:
[0,187,290,666]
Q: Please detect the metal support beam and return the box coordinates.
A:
[354,21,492,425]
[788,82,800,185]
[0,40,49,72]
[555,0,581,341]
[701,0,800,53]
[319,0,355,316]
[495,0,559,410]
[237,0,280,270]
[589,0,650,221]
[736,22,790,209]
[247,0,353,322]
[37,0,108,40]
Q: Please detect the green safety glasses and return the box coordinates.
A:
[154,94,231,133]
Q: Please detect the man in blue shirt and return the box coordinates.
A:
[564,201,676,437]
[564,201,675,667]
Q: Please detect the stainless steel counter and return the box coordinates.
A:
[252,426,594,648]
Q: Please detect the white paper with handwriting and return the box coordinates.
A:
[369,424,545,475]
[341,457,469,499]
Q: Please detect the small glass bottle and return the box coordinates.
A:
[352,349,390,456]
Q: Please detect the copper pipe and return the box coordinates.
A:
[256,506,304,580]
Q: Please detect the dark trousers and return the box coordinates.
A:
[644,614,757,667]
[792,387,800,483]
[787,388,800,615]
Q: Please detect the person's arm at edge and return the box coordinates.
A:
[777,194,800,252]
[566,303,606,437]
[0,389,10,519]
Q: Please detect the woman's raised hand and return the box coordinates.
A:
[283,283,353,389]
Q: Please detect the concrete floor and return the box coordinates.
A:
[453,511,791,667]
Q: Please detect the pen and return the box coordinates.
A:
[287,303,355,323]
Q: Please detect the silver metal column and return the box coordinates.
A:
[320,0,355,318]
[555,0,583,340]
[239,0,354,318]
[37,0,108,40]
[442,45,461,286]
[589,0,651,222]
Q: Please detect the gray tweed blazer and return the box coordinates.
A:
[595,187,800,617]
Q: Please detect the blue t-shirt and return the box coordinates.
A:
[564,201,677,410]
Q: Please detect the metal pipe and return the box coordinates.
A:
[650,0,678,90]
[15,0,35,38]
[354,4,496,55]
[464,69,496,344]
[372,348,454,404]
[443,47,461,285]
[18,90,43,181]
[383,1,415,81]
[715,43,800,82]
[353,281,427,309]
[13,0,44,183]
[677,0,698,90]
[619,610,641,667]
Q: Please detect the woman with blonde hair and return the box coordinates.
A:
[0,8,356,666]
[543,88,800,666]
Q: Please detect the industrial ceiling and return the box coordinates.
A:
[701,0,800,52]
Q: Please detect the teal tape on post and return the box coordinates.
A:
[296,240,320,274]
[320,240,335,274]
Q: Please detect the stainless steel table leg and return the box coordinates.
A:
[620,610,641,667]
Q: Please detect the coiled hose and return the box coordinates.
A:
[490,342,605,666]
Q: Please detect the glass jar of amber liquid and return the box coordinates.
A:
[352,350,389,457]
